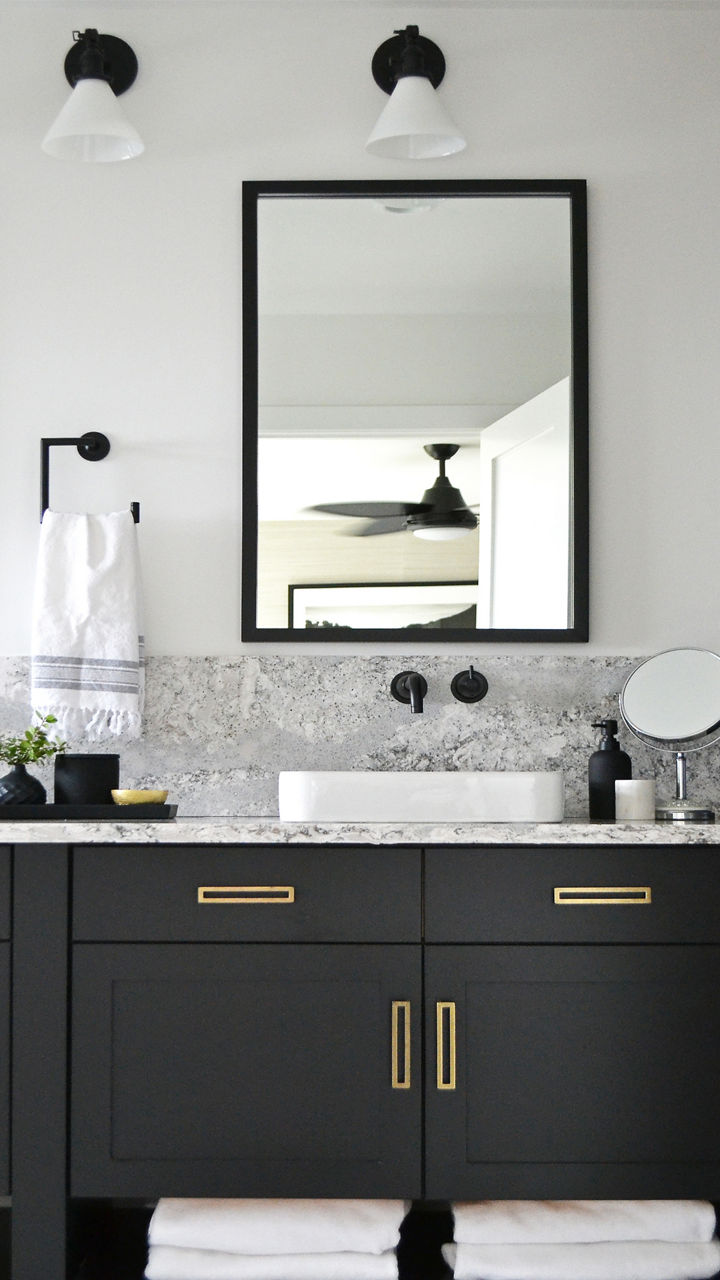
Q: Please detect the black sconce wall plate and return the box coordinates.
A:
[64,31,138,95]
[371,29,446,93]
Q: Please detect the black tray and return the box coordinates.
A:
[0,804,177,821]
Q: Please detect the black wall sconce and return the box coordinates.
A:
[42,28,144,162]
[366,24,466,159]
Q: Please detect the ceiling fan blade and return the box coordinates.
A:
[353,516,410,537]
[309,501,431,518]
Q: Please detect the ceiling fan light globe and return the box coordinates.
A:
[412,525,473,541]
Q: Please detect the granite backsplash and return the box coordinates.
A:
[1,654,717,819]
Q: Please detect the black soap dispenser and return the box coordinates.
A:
[588,719,632,819]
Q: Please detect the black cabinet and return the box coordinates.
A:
[11,836,720,1279]
[12,844,68,1280]
[71,845,422,1199]
[0,848,10,1200]
[68,842,720,1202]
[424,846,720,1199]
[0,847,10,1280]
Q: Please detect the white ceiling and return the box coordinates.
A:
[258,194,572,317]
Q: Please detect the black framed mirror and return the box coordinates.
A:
[242,179,588,643]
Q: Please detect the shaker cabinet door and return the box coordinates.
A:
[71,943,422,1198]
[425,944,720,1200]
[0,943,9,1197]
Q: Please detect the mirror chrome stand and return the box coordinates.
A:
[620,649,720,825]
[655,751,715,823]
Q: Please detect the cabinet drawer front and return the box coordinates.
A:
[73,845,421,941]
[425,846,720,942]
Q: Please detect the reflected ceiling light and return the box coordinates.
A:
[366,25,466,160]
[42,28,144,162]
[412,524,473,542]
[378,197,438,214]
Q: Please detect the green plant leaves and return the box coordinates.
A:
[0,712,67,766]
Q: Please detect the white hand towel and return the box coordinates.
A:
[144,1247,398,1280]
[452,1200,717,1244]
[31,511,144,739]
[442,1239,720,1280]
[147,1200,408,1256]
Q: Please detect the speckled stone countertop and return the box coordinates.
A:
[0,817,719,844]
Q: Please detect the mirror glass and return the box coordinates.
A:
[242,180,588,642]
[620,648,720,823]
[620,648,720,747]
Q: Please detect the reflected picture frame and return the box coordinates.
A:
[288,581,478,631]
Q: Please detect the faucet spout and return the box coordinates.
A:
[390,670,429,714]
[406,672,425,713]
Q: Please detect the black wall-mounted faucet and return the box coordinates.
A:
[451,665,489,703]
[391,670,428,713]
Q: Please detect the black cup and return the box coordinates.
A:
[54,754,120,806]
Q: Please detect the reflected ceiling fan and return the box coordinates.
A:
[309,443,478,541]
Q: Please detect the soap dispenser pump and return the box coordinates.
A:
[589,719,632,819]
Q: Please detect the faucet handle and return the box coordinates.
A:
[391,670,428,714]
[451,665,488,704]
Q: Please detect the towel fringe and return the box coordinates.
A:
[33,703,143,742]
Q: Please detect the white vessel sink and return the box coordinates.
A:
[278,770,564,823]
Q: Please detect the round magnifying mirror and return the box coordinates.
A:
[620,648,720,822]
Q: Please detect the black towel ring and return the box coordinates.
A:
[40,432,140,523]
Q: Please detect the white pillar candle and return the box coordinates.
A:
[615,778,656,820]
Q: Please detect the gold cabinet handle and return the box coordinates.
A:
[197,885,295,904]
[436,1000,456,1090]
[391,1000,411,1089]
[554,885,651,905]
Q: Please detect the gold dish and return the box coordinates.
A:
[111,789,169,805]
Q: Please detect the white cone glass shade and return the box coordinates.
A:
[366,75,466,159]
[42,78,144,162]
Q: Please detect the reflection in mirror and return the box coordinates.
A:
[242,180,588,642]
[620,648,720,823]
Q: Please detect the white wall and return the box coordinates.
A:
[1,0,719,658]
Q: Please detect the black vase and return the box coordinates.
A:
[0,763,47,805]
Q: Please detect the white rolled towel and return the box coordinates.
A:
[147,1200,408,1256]
[442,1239,720,1280]
[144,1247,398,1280]
[452,1200,717,1244]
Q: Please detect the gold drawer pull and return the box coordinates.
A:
[391,1000,411,1089]
[198,885,295,904]
[554,885,651,905]
[436,1000,456,1091]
